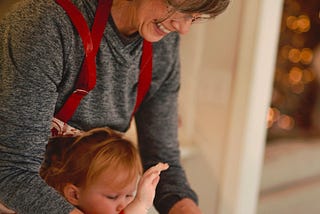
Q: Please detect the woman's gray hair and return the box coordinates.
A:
[167,0,230,19]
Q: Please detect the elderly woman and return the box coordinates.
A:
[0,0,229,213]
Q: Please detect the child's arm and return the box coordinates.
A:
[124,162,169,214]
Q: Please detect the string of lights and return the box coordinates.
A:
[267,0,320,140]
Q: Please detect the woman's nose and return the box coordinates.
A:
[171,19,192,34]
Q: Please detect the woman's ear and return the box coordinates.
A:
[63,183,81,206]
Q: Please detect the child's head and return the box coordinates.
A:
[40,127,143,213]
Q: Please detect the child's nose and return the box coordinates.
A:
[116,199,127,212]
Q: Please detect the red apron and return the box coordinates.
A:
[51,0,152,136]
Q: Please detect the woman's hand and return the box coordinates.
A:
[0,202,15,214]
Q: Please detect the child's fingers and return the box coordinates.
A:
[144,162,169,176]
[141,169,161,188]
[154,162,169,172]
[139,163,169,186]
[136,163,169,203]
[151,174,160,186]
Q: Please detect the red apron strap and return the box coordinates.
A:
[55,0,93,54]
[54,0,152,123]
[132,40,153,116]
[54,0,111,122]
[91,0,112,53]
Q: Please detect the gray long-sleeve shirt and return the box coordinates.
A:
[0,0,198,213]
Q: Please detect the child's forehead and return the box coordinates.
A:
[91,168,139,189]
[89,173,139,194]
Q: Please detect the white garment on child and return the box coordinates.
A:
[51,117,83,137]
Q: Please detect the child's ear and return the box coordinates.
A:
[63,183,81,206]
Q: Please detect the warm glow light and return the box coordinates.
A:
[286,16,298,30]
[286,15,310,33]
[289,66,302,84]
[267,108,281,128]
[268,0,318,135]
[277,115,295,130]
[302,68,315,83]
[297,15,310,32]
[267,108,274,128]
[288,48,301,63]
[300,48,313,64]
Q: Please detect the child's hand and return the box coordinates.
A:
[136,162,169,211]
[124,163,169,214]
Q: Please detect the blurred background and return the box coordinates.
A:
[267,0,320,140]
[1,0,320,213]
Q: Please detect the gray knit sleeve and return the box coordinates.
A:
[0,0,75,213]
[135,33,198,214]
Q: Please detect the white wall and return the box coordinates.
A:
[179,0,283,213]
[179,0,240,174]
[178,1,241,212]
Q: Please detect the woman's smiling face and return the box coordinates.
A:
[135,0,194,42]
[112,0,194,42]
